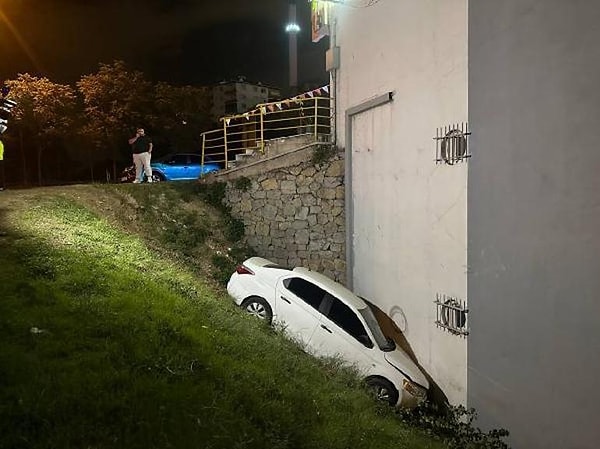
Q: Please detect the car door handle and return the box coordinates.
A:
[280,296,291,304]
[320,324,332,333]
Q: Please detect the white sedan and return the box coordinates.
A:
[227,257,429,407]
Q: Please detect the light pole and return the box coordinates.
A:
[285,1,300,95]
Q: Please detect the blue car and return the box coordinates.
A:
[120,153,221,183]
[151,153,221,181]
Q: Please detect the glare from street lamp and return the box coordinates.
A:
[285,23,300,33]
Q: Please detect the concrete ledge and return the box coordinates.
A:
[200,141,322,183]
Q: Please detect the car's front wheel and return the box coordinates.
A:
[241,296,273,324]
[151,173,164,182]
[365,376,399,406]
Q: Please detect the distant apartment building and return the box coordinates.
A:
[211,78,281,120]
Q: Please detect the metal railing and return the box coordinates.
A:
[201,91,332,170]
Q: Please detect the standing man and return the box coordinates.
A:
[128,127,153,183]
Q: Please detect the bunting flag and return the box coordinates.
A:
[225,118,231,126]
[258,85,330,116]
[244,113,250,120]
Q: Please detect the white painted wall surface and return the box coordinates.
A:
[334,0,468,405]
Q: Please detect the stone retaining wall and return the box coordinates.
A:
[223,150,346,283]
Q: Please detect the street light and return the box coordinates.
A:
[285,23,301,33]
[285,1,300,94]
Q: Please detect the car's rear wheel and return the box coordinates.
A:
[241,296,273,324]
[151,173,164,182]
[365,376,399,406]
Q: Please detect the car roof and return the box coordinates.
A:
[154,153,209,163]
[159,153,199,158]
[243,257,367,310]
[292,267,367,310]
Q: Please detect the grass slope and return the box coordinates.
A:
[0,185,445,449]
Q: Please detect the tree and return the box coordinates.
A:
[150,83,213,155]
[77,60,153,180]
[5,74,78,186]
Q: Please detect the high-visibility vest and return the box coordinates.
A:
[0,140,4,161]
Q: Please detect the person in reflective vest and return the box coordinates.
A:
[0,139,4,190]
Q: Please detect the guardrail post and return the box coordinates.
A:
[259,107,265,153]
[314,97,319,140]
[223,120,229,169]
[201,132,206,174]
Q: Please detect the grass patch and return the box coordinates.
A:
[99,182,251,283]
[0,189,446,449]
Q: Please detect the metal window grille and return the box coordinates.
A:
[435,294,469,336]
[434,123,471,165]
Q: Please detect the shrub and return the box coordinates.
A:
[312,144,337,165]
[198,181,227,209]
[197,181,245,243]
[224,216,245,243]
[398,403,510,449]
[234,176,252,192]
[211,254,233,285]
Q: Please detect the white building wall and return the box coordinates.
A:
[334,0,468,404]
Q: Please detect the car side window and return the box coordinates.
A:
[283,277,325,311]
[326,297,372,347]
[190,155,202,165]
[172,155,188,165]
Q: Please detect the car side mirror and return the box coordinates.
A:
[358,335,374,349]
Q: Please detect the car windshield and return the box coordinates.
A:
[358,306,396,352]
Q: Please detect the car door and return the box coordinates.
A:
[163,154,188,180]
[275,276,326,350]
[187,155,202,179]
[177,155,194,179]
[309,293,377,373]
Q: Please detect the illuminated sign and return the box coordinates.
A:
[311,1,331,43]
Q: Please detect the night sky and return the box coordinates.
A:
[0,0,329,88]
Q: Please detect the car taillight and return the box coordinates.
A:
[236,265,254,275]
